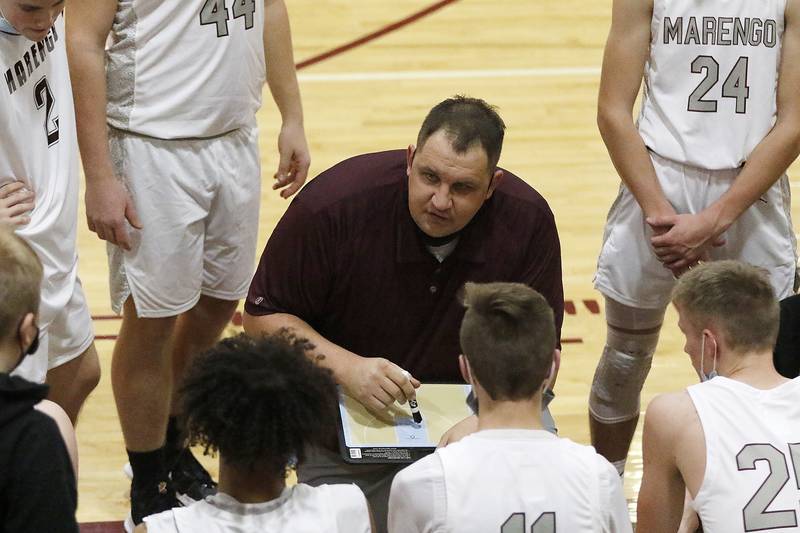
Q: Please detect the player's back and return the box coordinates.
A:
[143,483,371,533]
[106,0,266,139]
[688,376,800,532]
[637,0,785,169]
[403,429,630,533]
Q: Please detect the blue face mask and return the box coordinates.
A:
[699,334,718,382]
[0,7,20,35]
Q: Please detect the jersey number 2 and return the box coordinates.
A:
[200,0,255,38]
[34,77,59,147]
[501,512,556,532]
[688,55,749,114]
[737,443,800,531]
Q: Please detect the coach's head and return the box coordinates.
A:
[406,96,506,238]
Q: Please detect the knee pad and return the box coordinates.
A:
[589,300,665,424]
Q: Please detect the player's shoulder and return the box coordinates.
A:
[295,482,368,512]
[296,150,406,214]
[390,450,446,499]
[643,391,695,442]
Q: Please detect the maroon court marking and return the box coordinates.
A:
[296,0,461,70]
[80,522,123,533]
[583,299,601,314]
[564,300,576,315]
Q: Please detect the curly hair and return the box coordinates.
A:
[179,331,339,477]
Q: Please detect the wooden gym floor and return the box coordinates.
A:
[73,0,800,527]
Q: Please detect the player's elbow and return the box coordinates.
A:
[596,102,624,141]
[242,311,290,339]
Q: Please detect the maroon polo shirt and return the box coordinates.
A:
[245,150,564,381]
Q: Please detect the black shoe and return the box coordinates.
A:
[124,478,181,532]
[169,449,217,504]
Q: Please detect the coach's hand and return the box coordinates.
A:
[438,415,478,448]
[85,178,142,251]
[341,357,421,414]
[273,120,310,199]
[647,211,725,275]
[0,181,35,227]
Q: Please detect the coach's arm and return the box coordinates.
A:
[242,201,418,414]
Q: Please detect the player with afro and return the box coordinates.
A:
[136,333,373,532]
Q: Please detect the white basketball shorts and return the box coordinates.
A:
[12,269,94,384]
[107,127,261,318]
[595,151,797,309]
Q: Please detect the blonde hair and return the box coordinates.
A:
[0,227,42,340]
[671,260,779,352]
[459,282,555,400]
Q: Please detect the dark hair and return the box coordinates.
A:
[672,260,780,352]
[417,95,506,170]
[459,282,555,400]
[180,332,338,476]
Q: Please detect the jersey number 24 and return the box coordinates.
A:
[688,55,749,114]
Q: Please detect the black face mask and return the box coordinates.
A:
[12,321,40,372]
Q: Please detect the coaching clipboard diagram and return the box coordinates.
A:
[338,383,473,464]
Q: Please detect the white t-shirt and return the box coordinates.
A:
[0,15,80,327]
[144,484,371,533]
[388,429,631,533]
[637,0,785,169]
[688,377,800,533]
[106,0,266,139]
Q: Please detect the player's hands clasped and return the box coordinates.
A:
[85,178,142,251]
[647,210,726,276]
[273,120,310,199]
[0,181,35,227]
[341,357,421,414]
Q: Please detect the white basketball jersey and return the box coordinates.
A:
[436,430,628,533]
[106,0,266,139]
[0,16,79,327]
[143,484,371,533]
[688,377,800,533]
[637,0,785,169]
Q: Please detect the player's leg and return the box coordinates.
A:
[166,294,237,503]
[589,297,665,474]
[165,127,262,500]
[46,344,100,425]
[45,277,99,425]
[107,129,212,528]
[592,153,685,473]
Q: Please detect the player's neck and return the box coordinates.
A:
[720,349,790,389]
[476,394,544,431]
[0,340,21,374]
[217,459,286,504]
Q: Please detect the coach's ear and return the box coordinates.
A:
[406,144,416,177]
[459,354,473,385]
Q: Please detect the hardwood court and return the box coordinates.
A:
[74,0,800,525]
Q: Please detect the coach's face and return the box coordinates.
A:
[407,130,503,238]
[0,0,63,42]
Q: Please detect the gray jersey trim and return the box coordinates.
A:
[106,0,137,130]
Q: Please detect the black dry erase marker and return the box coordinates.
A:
[402,370,423,424]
